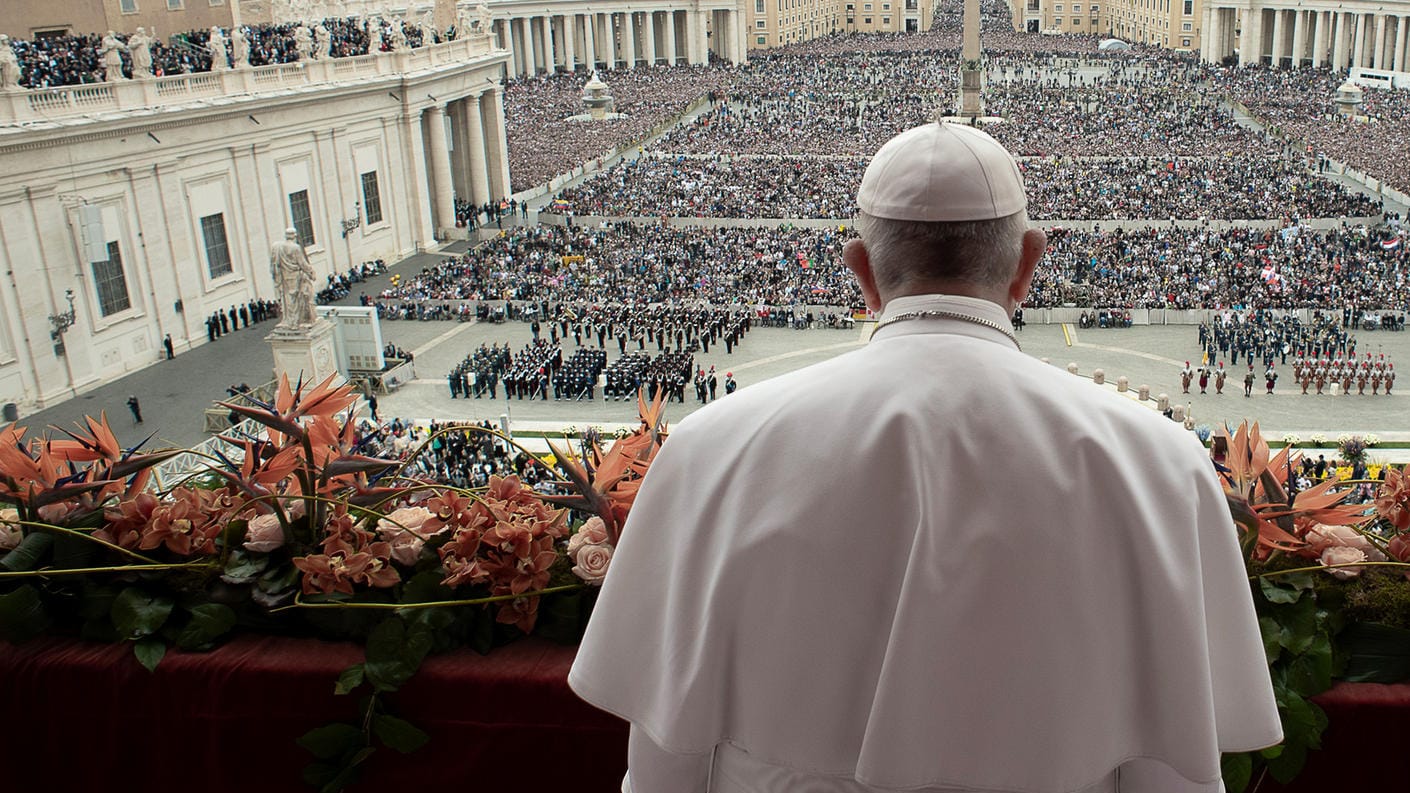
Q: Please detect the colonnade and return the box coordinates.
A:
[416,86,513,237]
[491,6,746,78]
[1202,2,1410,72]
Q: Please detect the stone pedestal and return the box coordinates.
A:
[268,319,340,385]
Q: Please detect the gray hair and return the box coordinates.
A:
[853,210,1030,293]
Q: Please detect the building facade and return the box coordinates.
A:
[1202,0,1410,70]
[0,35,509,412]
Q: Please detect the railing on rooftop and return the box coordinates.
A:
[1,34,498,126]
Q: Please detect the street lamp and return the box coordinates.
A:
[49,288,77,356]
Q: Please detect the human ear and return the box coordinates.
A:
[843,238,883,313]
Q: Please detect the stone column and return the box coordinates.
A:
[1373,14,1388,69]
[1332,12,1348,70]
[464,93,490,207]
[1352,13,1366,69]
[498,19,519,78]
[1208,7,1223,63]
[1270,9,1285,67]
[624,11,638,67]
[1289,9,1306,68]
[696,10,710,64]
[584,13,597,70]
[541,15,555,72]
[665,10,678,65]
[1395,16,1408,72]
[398,113,432,245]
[481,88,512,201]
[519,16,537,73]
[644,11,657,65]
[725,8,741,65]
[563,15,577,71]
[1311,10,1328,68]
[1238,5,1256,66]
[424,105,455,236]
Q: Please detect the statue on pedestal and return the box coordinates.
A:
[231,27,251,69]
[128,28,153,79]
[294,25,314,61]
[477,3,494,35]
[389,20,409,52]
[270,228,318,329]
[209,27,229,71]
[315,25,332,60]
[367,18,386,55]
[99,31,128,82]
[421,10,437,43]
[455,6,474,39]
[0,35,23,90]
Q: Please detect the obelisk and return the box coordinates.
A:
[957,0,984,119]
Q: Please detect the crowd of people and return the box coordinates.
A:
[542,152,1381,222]
[2,15,445,88]
[373,222,859,310]
[359,418,554,491]
[503,67,735,191]
[1032,223,1408,311]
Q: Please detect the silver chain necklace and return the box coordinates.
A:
[871,309,1021,351]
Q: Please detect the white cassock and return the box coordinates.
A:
[570,294,1282,793]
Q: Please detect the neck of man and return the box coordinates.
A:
[882,279,1015,317]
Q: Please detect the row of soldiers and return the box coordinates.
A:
[205,299,278,342]
[1292,354,1397,395]
[447,343,510,399]
[1197,311,1356,368]
[552,348,608,400]
[1181,355,1396,396]
[604,350,696,402]
[546,303,754,358]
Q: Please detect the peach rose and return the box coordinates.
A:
[1306,524,1386,562]
[0,508,21,551]
[567,516,609,557]
[243,512,287,553]
[1320,545,1369,579]
[376,506,437,567]
[571,542,613,585]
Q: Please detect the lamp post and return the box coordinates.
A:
[48,288,77,357]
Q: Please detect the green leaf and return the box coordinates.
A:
[1220,751,1253,793]
[1259,576,1306,604]
[133,638,166,672]
[111,587,175,639]
[334,664,366,695]
[399,569,453,604]
[1265,740,1308,784]
[1258,616,1283,664]
[364,618,432,692]
[1339,622,1410,683]
[220,550,269,585]
[0,584,52,642]
[297,723,365,760]
[1285,635,1333,695]
[322,747,376,793]
[175,603,237,650]
[0,532,53,572]
[371,714,430,754]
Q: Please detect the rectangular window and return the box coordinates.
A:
[1183,0,1193,13]
[166,0,183,9]
[863,17,871,23]
[120,0,138,12]
[1055,4,1063,11]
[757,36,767,45]
[209,0,224,5]
[360,172,383,225]
[200,213,233,278]
[288,189,315,247]
[757,20,766,27]
[1182,21,1192,31]
[864,3,872,9]
[882,3,890,8]
[92,242,132,317]
[756,0,765,11]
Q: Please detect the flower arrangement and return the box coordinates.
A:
[1310,432,1328,445]
[1282,432,1302,446]
[0,375,667,791]
[1216,421,1410,791]
[1337,434,1371,464]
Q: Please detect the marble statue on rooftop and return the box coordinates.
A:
[270,229,318,330]
[209,27,229,71]
[368,18,386,55]
[294,25,314,61]
[0,36,20,90]
[231,27,251,69]
[128,28,153,79]
[477,3,494,34]
[100,31,128,83]
[315,25,332,60]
